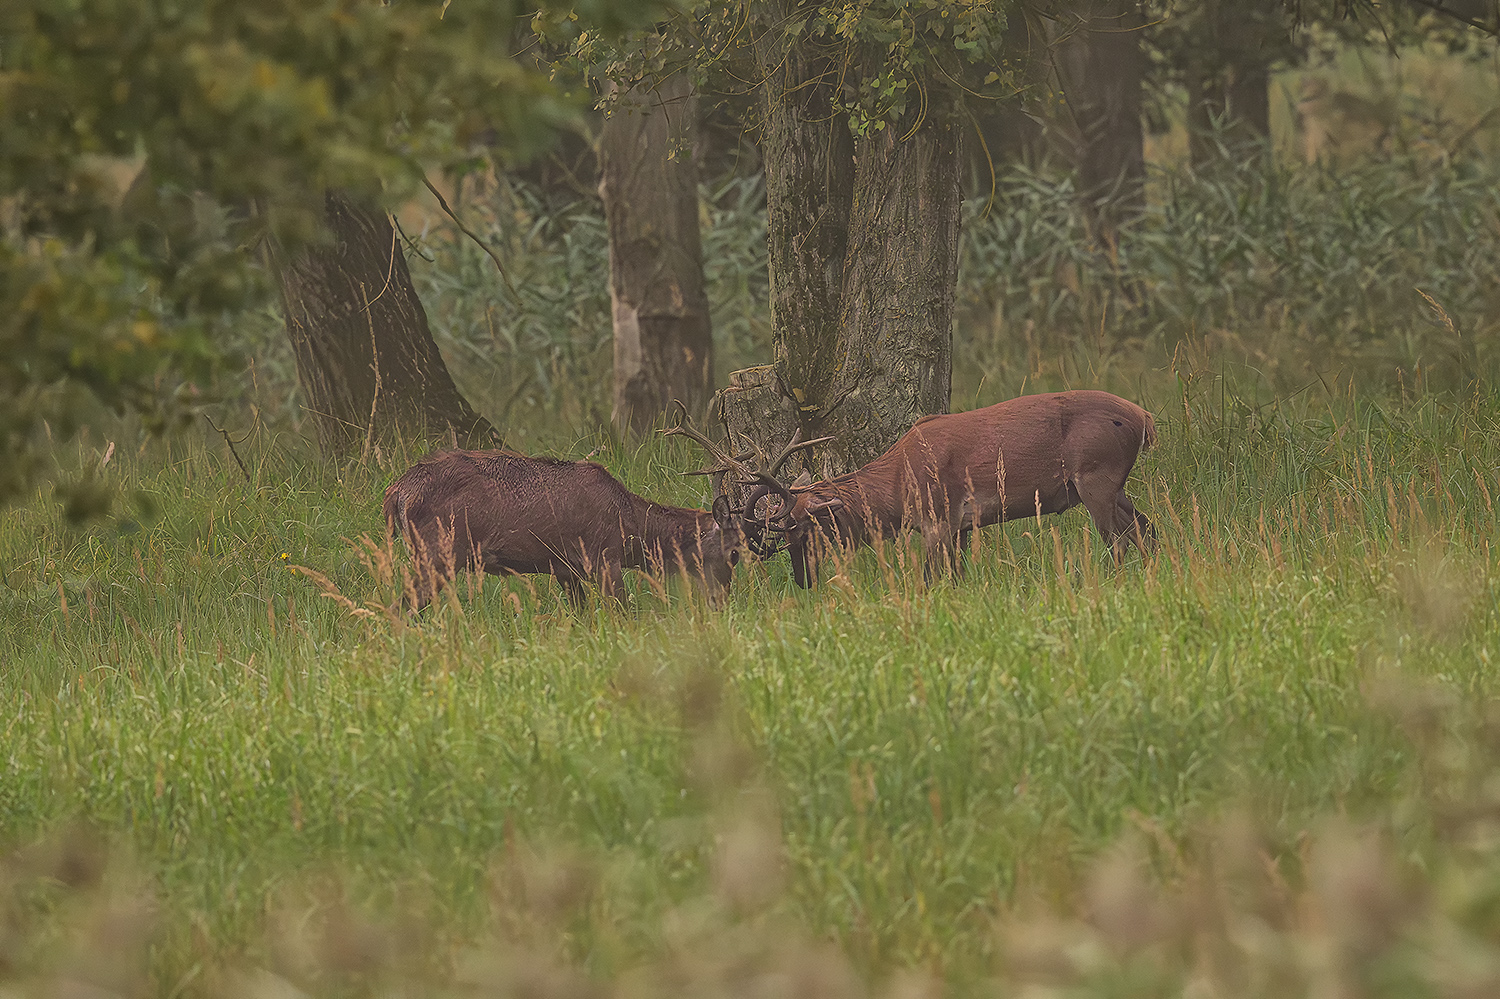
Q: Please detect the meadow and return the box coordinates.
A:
[5,49,1500,998]
[1,368,1497,996]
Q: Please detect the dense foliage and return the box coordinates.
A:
[0,0,662,509]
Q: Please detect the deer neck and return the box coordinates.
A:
[628,495,710,570]
[823,471,899,542]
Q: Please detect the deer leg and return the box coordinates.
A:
[554,572,589,608]
[1071,473,1130,562]
[1115,493,1156,555]
[405,572,445,615]
[596,559,626,605]
[921,523,960,582]
[403,530,458,614]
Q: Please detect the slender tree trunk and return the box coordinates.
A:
[600,74,715,435]
[278,190,493,456]
[1051,1,1146,240]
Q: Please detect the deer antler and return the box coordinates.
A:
[658,400,760,501]
[761,431,835,479]
[661,400,838,558]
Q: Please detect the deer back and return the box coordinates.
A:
[384,450,638,573]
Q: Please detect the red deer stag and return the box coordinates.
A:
[384,448,740,611]
[382,405,825,611]
[744,390,1157,587]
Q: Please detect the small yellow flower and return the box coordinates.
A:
[279,552,289,560]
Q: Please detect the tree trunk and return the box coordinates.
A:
[1185,0,1280,169]
[754,8,856,471]
[752,5,960,474]
[717,364,800,490]
[600,74,715,436]
[1051,1,1146,241]
[819,105,964,471]
[278,190,493,456]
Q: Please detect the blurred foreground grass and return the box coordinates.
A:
[0,376,1497,996]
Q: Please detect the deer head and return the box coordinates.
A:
[659,401,831,560]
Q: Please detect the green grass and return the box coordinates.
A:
[2,376,1497,994]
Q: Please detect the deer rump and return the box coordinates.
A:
[754,390,1158,586]
[384,450,737,610]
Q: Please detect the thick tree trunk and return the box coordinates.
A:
[752,4,959,474]
[599,74,715,436]
[278,190,492,456]
[1051,1,1146,240]
[755,7,855,468]
[819,106,964,471]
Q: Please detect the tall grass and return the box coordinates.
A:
[957,152,1500,397]
[2,372,1496,994]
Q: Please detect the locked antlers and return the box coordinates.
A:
[658,400,833,556]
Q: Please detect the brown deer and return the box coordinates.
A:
[383,405,824,611]
[744,390,1157,587]
[384,448,743,611]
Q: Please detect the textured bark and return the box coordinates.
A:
[754,5,855,450]
[819,106,964,471]
[600,74,714,436]
[1051,1,1146,239]
[718,364,801,471]
[278,190,492,456]
[754,2,960,474]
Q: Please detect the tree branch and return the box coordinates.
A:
[422,174,520,299]
[1402,0,1498,35]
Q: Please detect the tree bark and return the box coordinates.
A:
[1051,1,1146,241]
[278,190,493,456]
[600,74,715,436]
[752,4,961,474]
[754,8,855,469]
[718,364,801,479]
[819,106,964,470]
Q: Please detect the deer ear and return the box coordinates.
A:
[711,493,733,527]
[792,470,813,488]
[808,497,843,513]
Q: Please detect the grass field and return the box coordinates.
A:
[2,372,1497,996]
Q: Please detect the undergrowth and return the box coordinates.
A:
[213,142,1500,448]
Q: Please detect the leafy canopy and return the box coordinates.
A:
[0,0,665,510]
[542,0,1012,141]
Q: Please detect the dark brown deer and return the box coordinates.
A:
[384,449,743,611]
[745,390,1157,587]
[382,404,826,611]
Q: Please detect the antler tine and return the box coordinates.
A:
[658,399,755,480]
[766,432,837,478]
